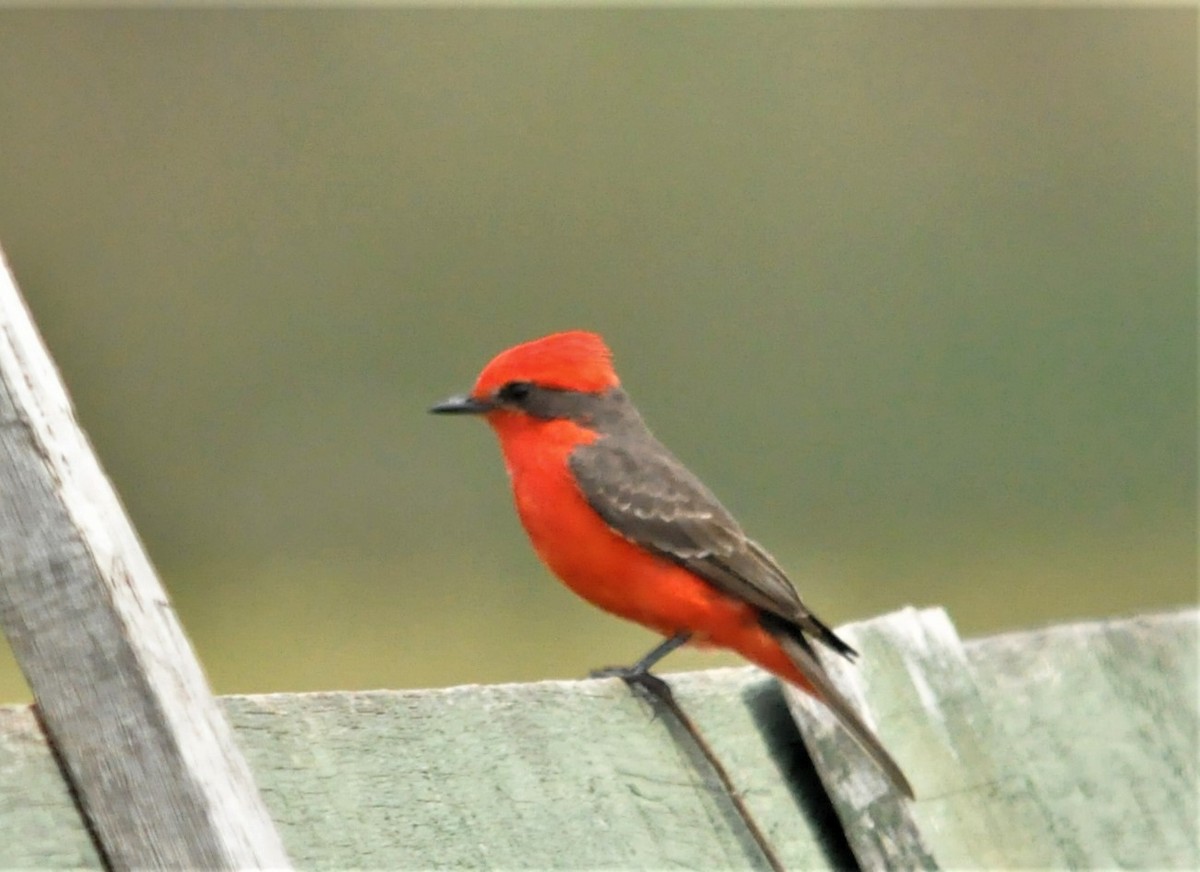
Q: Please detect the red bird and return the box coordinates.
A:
[432,330,912,798]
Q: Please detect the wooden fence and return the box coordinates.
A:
[0,249,1195,870]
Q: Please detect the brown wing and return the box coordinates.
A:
[570,435,915,798]
[568,436,855,659]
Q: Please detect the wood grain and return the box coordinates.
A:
[786,606,1198,870]
[0,250,290,870]
[968,609,1198,869]
[227,672,841,870]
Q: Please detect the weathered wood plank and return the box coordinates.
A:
[1,672,838,870]
[966,609,1199,869]
[226,672,841,870]
[787,606,1199,870]
[0,250,290,869]
[4,606,1194,869]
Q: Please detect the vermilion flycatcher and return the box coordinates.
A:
[432,330,912,798]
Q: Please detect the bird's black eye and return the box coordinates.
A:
[498,381,533,404]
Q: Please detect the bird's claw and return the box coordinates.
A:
[589,665,675,703]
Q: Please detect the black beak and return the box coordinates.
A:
[430,393,493,415]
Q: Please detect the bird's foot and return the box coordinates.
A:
[589,665,675,702]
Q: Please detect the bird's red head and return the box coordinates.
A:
[430,330,621,422]
[472,330,620,398]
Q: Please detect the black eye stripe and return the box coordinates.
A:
[498,380,533,403]
[491,384,638,430]
[492,382,602,421]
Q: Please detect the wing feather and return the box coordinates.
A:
[569,437,854,658]
[570,434,915,796]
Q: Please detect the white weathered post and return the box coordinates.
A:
[0,248,291,869]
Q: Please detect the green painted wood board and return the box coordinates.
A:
[0,673,841,870]
[226,674,840,870]
[1,607,1194,869]
[966,609,1198,869]
[788,606,1198,870]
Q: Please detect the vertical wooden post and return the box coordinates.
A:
[0,248,291,870]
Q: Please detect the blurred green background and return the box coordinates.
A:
[0,9,1193,703]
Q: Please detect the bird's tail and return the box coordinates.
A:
[775,631,915,800]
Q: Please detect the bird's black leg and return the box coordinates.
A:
[590,633,692,697]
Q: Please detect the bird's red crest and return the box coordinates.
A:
[473,330,619,397]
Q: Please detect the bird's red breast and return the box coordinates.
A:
[499,412,809,687]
